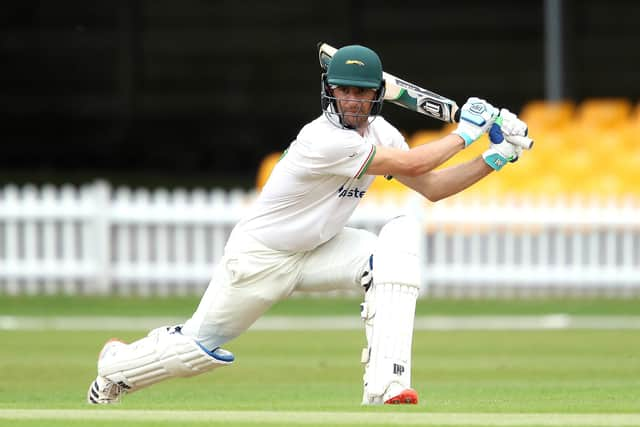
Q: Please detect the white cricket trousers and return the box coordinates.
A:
[181,227,376,349]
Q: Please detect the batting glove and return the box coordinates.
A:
[453,97,498,147]
[488,108,529,143]
[482,140,523,171]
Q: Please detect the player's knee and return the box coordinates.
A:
[374,215,422,289]
[378,216,421,248]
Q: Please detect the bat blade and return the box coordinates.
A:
[384,74,460,123]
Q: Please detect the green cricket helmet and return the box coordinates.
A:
[327,45,383,89]
[321,45,386,129]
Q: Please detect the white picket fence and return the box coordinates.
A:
[0,181,639,297]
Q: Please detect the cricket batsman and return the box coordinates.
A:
[87,44,531,405]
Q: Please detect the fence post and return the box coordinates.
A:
[3,185,20,295]
[60,185,79,295]
[90,180,111,295]
[23,185,38,295]
[41,184,58,294]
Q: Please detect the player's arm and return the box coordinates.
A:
[397,108,530,202]
[396,156,492,202]
[366,97,496,178]
[366,133,465,178]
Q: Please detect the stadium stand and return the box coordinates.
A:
[575,98,632,131]
[519,100,575,132]
[256,99,639,198]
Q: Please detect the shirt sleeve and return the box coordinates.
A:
[311,133,377,179]
[390,123,410,151]
[396,133,410,151]
[375,118,409,180]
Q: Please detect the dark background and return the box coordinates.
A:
[2,0,639,188]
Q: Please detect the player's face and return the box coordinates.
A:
[333,86,377,130]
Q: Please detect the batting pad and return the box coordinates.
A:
[98,326,234,393]
[361,283,419,404]
[361,216,422,405]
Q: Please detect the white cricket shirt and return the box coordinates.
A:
[235,115,408,252]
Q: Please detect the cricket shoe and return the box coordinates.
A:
[384,387,418,405]
[87,375,127,404]
[362,382,419,405]
[87,339,128,404]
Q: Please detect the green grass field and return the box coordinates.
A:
[3,295,640,316]
[1,297,639,427]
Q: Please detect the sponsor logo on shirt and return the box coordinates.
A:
[337,185,366,199]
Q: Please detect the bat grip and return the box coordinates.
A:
[506,135,534,150]
[489,122,534,150]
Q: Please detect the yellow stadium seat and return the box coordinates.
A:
[563,125,629,161]
[519,100,575,131]
[527,127,573,156]
[527,174,571,197]
[499,153,543,185]
[451,172,507,200]
[256,152,283,190]
[623,125,640,150]
[582,173,626,198]
[575,98,632,130]
[440,122,458,134]
[499,147,568,197]
[585,127,627,159]
[615,147,640,181]
[621,106,640,149]
[408,129,444,148]
[408,122,454,147]
[550,146,594,193]
[632,103,640,126]
[436,132,489,170]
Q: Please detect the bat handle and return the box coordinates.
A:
[489,122,534,150]
[506,135,534,150]
[453,108,461,123]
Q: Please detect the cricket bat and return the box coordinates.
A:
[318,42,533,149]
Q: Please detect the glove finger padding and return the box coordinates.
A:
[488,108,533,155]
[504,137,523,163]
[497,108,528,137]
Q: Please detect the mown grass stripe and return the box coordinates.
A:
[2,315,640,331]
[0,409,638,426]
